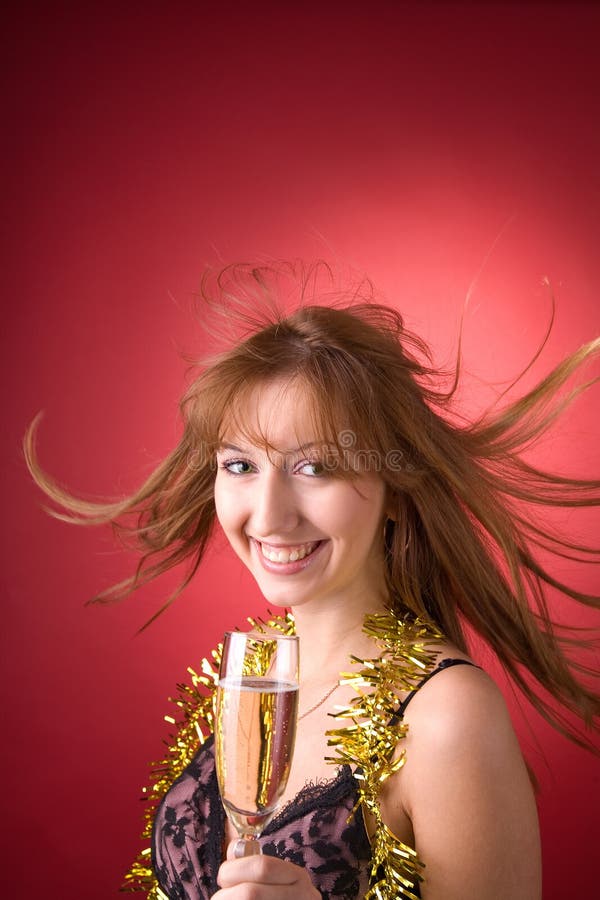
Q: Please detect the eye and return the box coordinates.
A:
[219,458,255,476]
[296,459,325,477]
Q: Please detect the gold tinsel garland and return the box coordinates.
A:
[326,611,441,900]
[122,610,441,899]
[120,613,295,897]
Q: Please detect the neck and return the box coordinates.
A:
[290,591,388,681]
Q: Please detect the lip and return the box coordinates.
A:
[250,538,326,575]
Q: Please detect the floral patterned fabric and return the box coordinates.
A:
[151,657,478,899]
[152,735,371,899]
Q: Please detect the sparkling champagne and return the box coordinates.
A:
[215,676,299,836]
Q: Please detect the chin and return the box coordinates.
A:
[253,593,291,611]
[256,584,311,610]
[262,597,292,610]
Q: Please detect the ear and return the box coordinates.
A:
[384,485,398,522]
[382,510,396,551]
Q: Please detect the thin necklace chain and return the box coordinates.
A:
[298,681,340,721]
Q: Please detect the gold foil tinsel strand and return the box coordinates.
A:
[120,612,294,894]
[325,610,441,900]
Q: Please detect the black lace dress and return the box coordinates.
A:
[152,735,371,899]
[153,659,475,899]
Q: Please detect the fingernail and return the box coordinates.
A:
[233,838,261,858]
[233,839,247,859]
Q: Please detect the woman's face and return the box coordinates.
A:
[213,379,389,612]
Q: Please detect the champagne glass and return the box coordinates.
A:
[215,631,300,857]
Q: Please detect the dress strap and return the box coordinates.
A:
[394,658,480,720]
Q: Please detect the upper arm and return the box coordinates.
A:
[382,665,541,900]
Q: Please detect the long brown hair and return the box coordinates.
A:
[24,260,600,750]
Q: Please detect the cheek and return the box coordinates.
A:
[213,480,237,533]
[334,484,386,529]
[351,502,387,552]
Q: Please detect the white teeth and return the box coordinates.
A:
[260,541,318,564]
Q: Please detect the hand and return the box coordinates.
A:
[214,840,321,899]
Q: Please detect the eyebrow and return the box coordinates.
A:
[217,443,248,454]
[217,441,321,454]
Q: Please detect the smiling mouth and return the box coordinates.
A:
[258,540,321,564]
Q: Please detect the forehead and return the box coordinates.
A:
[219,378,320,448]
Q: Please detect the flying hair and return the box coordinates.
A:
[24,260,600,751]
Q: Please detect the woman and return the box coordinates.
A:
[25,262,599,899]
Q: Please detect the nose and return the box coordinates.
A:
[249,467,302,538]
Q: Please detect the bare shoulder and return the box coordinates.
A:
[403,647,512,744]
[383,646,542,900]
[401,648,528,801]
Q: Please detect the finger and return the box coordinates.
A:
[213,888,305,900]
[217,854,298,889]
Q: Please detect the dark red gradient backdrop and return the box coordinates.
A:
[2,4,599,898]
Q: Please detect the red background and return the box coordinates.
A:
[2,3,599,898]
